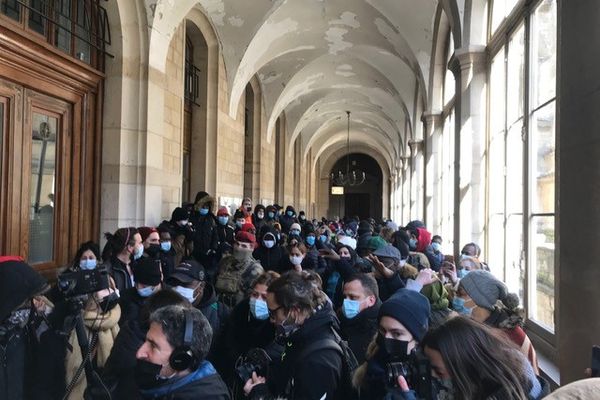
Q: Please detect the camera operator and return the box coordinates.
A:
[353,289,432,400]
[0,256,49,400]
[33,241,121,400]
[243,271,343,399]
[135,305,230,399]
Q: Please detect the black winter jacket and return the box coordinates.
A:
[339,302,381,364]
[118,287,147,326]
[253,245,287,272]
[106,256,134,293]
[249,302,343,400]
[302,246,327,275]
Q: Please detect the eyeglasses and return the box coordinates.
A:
[268,306,282,317]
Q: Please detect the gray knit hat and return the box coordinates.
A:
[459,270,508,310]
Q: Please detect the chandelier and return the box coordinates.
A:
[330,111,366,186]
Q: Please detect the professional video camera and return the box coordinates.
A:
[386,351,433,400]
[235,348,272,383]
[57,267,110,297]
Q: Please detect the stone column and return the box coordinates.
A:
[449,46,487,256]
[422,112,444,231]
[557,0,600,384]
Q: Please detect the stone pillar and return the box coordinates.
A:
[449,46,487,256]
[422,112,443,231]
[558,0,600,384]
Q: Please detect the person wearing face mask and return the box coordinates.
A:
[253,226,286,272]
[215,232,265,307]
[156,226,177,278]
[102,227,143,292]
[119,257,163,326]
[264,204,278,226]
[102,289,190,399]
[278,205,298,233]
[300,223,328,275]
[319,243,359,309]
[339,274,381,364]
[405,222,439,272]
[297,210,308,228]
[288,222,302,240]
[355,220,374,258]
[221,272,281,391]
[352,289,432,400]
[0,257,48,400]
[215,206,235,258]
[135,305,230,399]
[138,226,161,259]
[35,273,121,400]
[285,243,308,273]
[233,209,247,232]
[421,317,548,400]
[429,235,444,267]
[159,207,195,266]
[190,191,220,282]
[459,242,490,271]
[252,204,267,233]
[453,270,539,373]
[243,272,344,400]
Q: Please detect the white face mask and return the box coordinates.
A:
[289,255,304,266]
[174,286,196,303]
[263,240,275,249]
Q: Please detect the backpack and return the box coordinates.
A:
[215,257,263,301]
[287,328,359,400]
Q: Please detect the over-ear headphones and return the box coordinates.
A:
[169,308,198,371]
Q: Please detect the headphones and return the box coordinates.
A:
[168,308,198,371]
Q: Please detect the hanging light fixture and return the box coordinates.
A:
[330,111,366,186]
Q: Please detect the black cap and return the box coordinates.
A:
[167,260,205,284]
[171,207,188,222]
[132,258,162,286]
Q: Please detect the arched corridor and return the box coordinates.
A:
[0,0,599,395]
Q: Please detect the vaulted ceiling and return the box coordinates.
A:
[190,0,445,171]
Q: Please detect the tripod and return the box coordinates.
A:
[62,296,112,400]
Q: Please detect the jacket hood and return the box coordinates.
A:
[0,259,48,322]
[194,192,215,214]
[416,227,432,253]
[285,205,296,214]
[253,204,265,214]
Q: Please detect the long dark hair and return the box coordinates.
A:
[71,241,100,268]
[421,316,529,399]
[102,227,138,261]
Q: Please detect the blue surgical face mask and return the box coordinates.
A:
[134,244,144,260]
[345,229,354,237]
[319,234,328,243]
[137,286,155,298]
[174,286,196,303]
[409,238,417,250]
[199,207,209,216]
[80,258,97,270]
[218,216,229,226]
[452,297,474,316]
[290,229,300,236]
[236,221,244,229]
[458,269,470,279]
[342,299,362,319]
[306,236,316,246]
[249,298,269,320]
[160,241,171,252]
[286,211,294,217]
[268,211,275,219]
[431,242,441,252]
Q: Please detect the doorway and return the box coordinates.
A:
[345,193,371,220]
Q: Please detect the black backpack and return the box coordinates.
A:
[287,329,359,400]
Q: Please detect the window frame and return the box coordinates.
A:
[486,0,557,355]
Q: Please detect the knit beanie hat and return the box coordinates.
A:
[459,270,508,310]
[217,206,229,217]
[290,223,302,232]
[171,207,188,222]
[132,258,162,286]
[0,257,48,322]
[379,289,431,341]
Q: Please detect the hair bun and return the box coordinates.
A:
[502,292,520,311]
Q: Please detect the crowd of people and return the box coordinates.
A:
[1,191,598,399]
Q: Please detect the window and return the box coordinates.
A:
[486,0,556,333]
[0,0,111,70]
[439,31,455,250]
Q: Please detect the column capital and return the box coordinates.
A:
[448,45,487,77]
[408,139,424,154]
[421,111,443,124]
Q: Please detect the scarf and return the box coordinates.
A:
[64,304,121,399]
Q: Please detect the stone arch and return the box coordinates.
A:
[243,76,263,200]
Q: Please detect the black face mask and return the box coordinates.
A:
[146,244,161,258]
[377,332,410,361]
[135,359,164,390]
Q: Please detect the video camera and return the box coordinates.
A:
[58,267,110,297]
[386,351,433,400]
[235,348,272,383]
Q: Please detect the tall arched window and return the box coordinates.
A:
[486,0,557,337]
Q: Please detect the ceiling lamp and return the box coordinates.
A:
[330,111,366,187]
